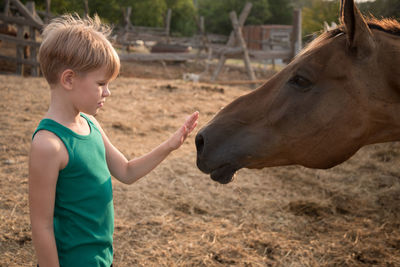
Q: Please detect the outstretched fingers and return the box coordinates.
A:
[185,111,199,133]
[181,111,199,141]
[188,120,198,134]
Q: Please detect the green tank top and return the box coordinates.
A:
[33,114,113,267]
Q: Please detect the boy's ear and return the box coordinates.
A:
[60,69,76,90]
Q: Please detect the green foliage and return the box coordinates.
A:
[125,0,167,27]
[21,0,192,35]
[166,0,197,36]
[359,0,400,20]
[299,0,400,42]
[21,0,88,16]
[8,0,397,40]
[197,0,271,35]
[265,0,294,25]
[301,0,340,39]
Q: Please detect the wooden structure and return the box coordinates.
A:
[116,7,211,63]
[36,0,54,23]
[230,10,256,81]
[210,7,302,82]
[242,25,293,51]
[83,0,89,17]
[210,2,254,82]
[0,0,43,76]
[118,7,172,47]
[119,52,207,62]
[292,8,302,56]
[117,3,302,84]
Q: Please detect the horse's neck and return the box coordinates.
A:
[366,32,400,144]
[367,33,400,144]
[381,33,400,93]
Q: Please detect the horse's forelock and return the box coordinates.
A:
[295,28,343,59]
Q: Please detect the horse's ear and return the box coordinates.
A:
[340,0,375,58]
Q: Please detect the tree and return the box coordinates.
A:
[23,0,168,27]
[85,0,121,24]
[359,0,400,19]
[197,0,271,35]
[265,0,294,25]
[166,0,197,36]
[301,0,340,39]
[122,0,167,27]
[27,0,89,17]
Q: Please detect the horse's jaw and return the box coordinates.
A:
[208,164,239,184]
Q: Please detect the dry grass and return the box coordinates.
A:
[0,61,400,266]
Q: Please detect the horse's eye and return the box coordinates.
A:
[288,75,312,91]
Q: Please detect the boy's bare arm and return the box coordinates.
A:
[29,131,66,267]
[91,112,198,184]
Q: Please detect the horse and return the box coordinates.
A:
[195,0,400,184]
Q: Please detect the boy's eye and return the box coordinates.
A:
[98,83,106,86]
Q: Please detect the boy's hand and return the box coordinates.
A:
[167,111,199,151]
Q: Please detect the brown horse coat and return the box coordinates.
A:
[196,0,400,184]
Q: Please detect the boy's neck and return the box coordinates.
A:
[46,85,81,125]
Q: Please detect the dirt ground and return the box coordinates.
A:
[0,58,400,266]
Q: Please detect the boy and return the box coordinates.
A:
[29,14,198,267]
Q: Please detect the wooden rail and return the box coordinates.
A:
[0,14,38,28]
[8,0,43,29]
[0,33,41,46]
[0,0,43,76]
[119,52,207,62]
[0,55,40,66]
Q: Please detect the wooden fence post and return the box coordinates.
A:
[45,0,51,23]
[211,2,252,81]
[199,16,205,40]
[196,16,210,60]
[230,11,255,82]
[26,1,38,76]
[4,0,10,16]
[124,7,134,31]
[3,0,10,29]
[83,0,89,17]
[16,25,24,75]
[165,8,172,43]
[291,8,302,58]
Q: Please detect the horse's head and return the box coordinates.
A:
[196,0,400,184]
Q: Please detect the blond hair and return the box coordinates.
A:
[39,14,120,85]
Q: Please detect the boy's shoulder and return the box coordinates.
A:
[31,130,64,155]
[31,129,69,171]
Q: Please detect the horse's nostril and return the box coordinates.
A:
[195,133,205,156]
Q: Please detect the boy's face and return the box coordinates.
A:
[71,67,111,115]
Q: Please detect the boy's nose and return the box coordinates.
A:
[103,87,111,97]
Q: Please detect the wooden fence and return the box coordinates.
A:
[0,0,44,76]
[0,0,302,82]
[117,6,302,68]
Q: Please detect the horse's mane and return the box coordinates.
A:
[297,17,400,58]
[367,17,400,35]
[326,17,400,39]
